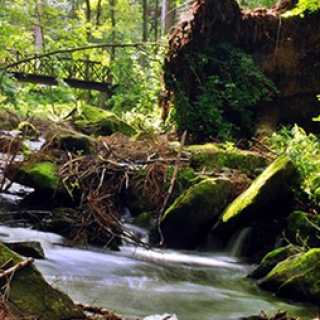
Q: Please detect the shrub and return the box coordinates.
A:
[171,42,278,140]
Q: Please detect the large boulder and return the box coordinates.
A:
[286,210,320,248]
[258,249,320,303]
[187,143,268,174]
[249,246,298,279]
[45,127,96,154]
[212,155,297,240]
[161,178,232,249]
[74,105,137,136]
[9,161,61,192]
[0,242,84,320]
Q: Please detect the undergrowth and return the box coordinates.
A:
[170,42,278,141]
[271,125,320,209]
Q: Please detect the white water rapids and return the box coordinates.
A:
[0,226,316,320]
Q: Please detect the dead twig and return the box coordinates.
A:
[0,258,34,282]
[75,302,126,320]
[157,130,187,246]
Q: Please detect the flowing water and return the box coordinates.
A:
[0,226,317,320]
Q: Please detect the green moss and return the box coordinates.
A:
[286,211,320,247]
[250,246,297,279]
[164,178,230,219]
[134,212,153,229]
[221,155,296,224]
[161,178,232,249]
[260,249,320,302]
[75,105,137,136]
[23,161,59,190]
[46,128,95,154]
[165,167,195,190]
[0,243,84,320]
[187,144,267,174]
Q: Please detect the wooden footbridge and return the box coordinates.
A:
[2,53,113,92]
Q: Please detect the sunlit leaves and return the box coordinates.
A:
[271,125,320,206]
[283,0,320,17]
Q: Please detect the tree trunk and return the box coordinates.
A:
[96,0,103,27]
[33,0,45,52]
[164,0,320,135]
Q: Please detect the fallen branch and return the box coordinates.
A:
[75,302,126,320]
[159,130,187,216]
[0,258,34,281]
[157,130,187,246]
[252,137,280,156]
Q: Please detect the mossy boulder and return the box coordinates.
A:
[258,249,320,303]
[161,178,232,249]
[213,155,297,240]
[45,127,96,154]
[286,210,320,248]
[74,105,137,136]
[250,246,298,279]
[187,143,268,174]
[12,161,61,192]
[0,243,84,320]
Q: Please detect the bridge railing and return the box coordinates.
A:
[3,52,112,84]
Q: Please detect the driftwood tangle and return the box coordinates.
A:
[165,0,320,134]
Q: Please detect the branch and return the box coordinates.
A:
[75,302,126,320]
[0,258,34,281]
[156,130,187,246]
[0,42,166,71]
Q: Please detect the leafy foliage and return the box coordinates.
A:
[283,0,320,17]
[171,43,278,140]
[237,0,278,9]
[0,0,165,128]
[271,125,320,207]
[108,45,164,116]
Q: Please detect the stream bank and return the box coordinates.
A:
[0,112,319,319]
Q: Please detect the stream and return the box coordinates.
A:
[0,141,318,320]
[0,225,317,320]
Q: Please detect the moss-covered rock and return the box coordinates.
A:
[213,155,297,240]
[74,105,137,136]
[250,246,298,279]
[161,178,232,249]
[258,249,320,303]
[45,127,96,154]
[133,212,154,230]
[0,243,84,320]
[286,210,320,248]
[187,143,268,174]
[18,161,60,191]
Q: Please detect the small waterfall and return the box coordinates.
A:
[225,227,252,257]
[122,223,149,246]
